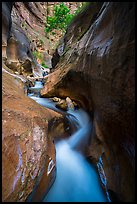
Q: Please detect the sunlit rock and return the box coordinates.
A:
[2,70,65,202]
[51,97,61,102]
[66,97,74,110]
[56,100,68,111]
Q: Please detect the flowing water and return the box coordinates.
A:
[28,81,109,202]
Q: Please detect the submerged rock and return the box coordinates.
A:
[48,116,71,140]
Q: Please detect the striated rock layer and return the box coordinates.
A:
[2,2,84,76]
[2,2,83,202]
[2,2,36,77]
[41,2,135,201]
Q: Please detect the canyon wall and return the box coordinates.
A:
[41,2,135,201]
[2,2,39,77]
[2,2,69,201]
[2,2,82,76]
[2,1,135,202]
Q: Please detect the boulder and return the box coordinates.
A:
[55,100,68,111]
[2,70,64,202]
[51,97,61,102]
[66,97,74,110]
[48,117,71,140]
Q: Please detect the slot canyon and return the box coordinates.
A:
[2,2,135,202]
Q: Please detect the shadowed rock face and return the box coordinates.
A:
[12,2,49,51]
[41,2,135,201]
[2,2,42,77]
[2,2,87,76]
[5,22,34,75]
[2,1,135,202]
[2,2,13,57]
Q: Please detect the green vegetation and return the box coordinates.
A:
[45,3,84,35]
[41,61,49,68]
[32,51,49,68]
[32,51,42,60]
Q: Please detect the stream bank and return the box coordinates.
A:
[2,2,135,202]
[27,81,110,202]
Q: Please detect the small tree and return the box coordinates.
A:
[45,3,74,34]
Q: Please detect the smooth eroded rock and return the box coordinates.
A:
[2,70,64,202]
[55,100,68,111]
[40,2,135,201]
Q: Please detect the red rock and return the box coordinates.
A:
[2,70,65,202]
[41,2,135,201]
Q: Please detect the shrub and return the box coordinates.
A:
[45,3,75,34]
[32,51,42,60]
[41,61,49,68]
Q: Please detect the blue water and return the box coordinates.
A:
[44,140,107,202]
[28,81,108,202]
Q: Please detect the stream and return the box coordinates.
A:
[28,81,109,202]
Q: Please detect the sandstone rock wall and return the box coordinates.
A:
[2,2,83,76]
[2,2,87,201]
[2,2,14,57]
[41,2,135,201]
[2,69,68,201]
[2,2,39,77]
[2,1,135,202]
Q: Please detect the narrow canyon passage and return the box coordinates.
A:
[28,81,109,202]
[2,2,134,202]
